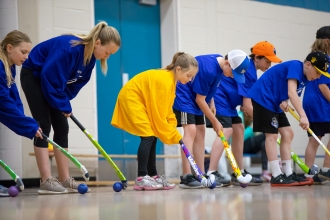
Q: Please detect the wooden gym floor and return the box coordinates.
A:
[1,183,330,220]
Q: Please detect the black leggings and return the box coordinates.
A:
[20,68,69,148]
[137,136,157,177]
[243,134,268,170]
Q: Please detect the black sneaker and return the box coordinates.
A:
[318,169,330,181]
[207,171,231,187]
[179,174,203,189]
[287,172,311,186]
[312,174,330,185]
[270,173,300,187]
[231,169,263,186]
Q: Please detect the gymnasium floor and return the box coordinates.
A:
[0,184,329,220]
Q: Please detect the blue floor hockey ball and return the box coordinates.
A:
[78,184,89,194]
[113,182,123,192]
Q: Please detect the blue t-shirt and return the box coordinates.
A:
[173,54,223,115]
[303,74,330,122]
[0,61,38,139]
[214,59,257,116]
[248,60,309,113]
[23,35,96,113]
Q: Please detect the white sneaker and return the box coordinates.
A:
[133,175,163,191]
[154,175,176,190]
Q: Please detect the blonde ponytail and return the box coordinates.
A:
[68,21,121,74]
[165,52,198,72]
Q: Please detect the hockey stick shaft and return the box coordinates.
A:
[288,108,330,156]
[41,133,89,181]
[70,115,127,187]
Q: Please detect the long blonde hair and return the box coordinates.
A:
[311,39,330,55]
[69,21,121,74]
[0,30,31,87]
[165,52,198,76]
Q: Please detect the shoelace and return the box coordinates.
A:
[48,177,61,186]
[157,175,170,186]
[144,176,159,187]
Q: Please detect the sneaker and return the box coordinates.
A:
[179,174,203,189]
[312,174,330,185]
[287,172,312,186]
[231,169,263,186]
[154,175,176,190]
[208,171,231,187]
[38,177,68,195]
[270,173,300,187]
[0,185,9,197]
[260,171,272,182]
[133,175,163,191]
[318,169,330,181]
[60,177,90,193]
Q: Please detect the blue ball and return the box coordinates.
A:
[77,184,89,194]
[113,182,122,192]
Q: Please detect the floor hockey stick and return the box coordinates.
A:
[41,133,89,181]
[288,107,330,157]
[70,115,128,189]
[0,159,24,191]
[276,138,318,175]
[218,131,252,184]
[179,140,216,189]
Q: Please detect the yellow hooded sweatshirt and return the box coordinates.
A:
[111,69,182,145]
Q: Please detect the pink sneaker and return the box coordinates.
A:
[154,175,176,190]
[261,171,272,182]
[133,175,163,191]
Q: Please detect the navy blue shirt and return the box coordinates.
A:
[0,61,38,139]
[23,35,96,113]
[249,60,309,113]
[173,54,223,115]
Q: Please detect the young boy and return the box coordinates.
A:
[173,50,250,189]
[248,51,330,186]
[206,41,281,186]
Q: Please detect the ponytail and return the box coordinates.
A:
[68,21,121,75]
[165,52,198,72]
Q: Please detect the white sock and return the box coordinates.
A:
[321,167,330,172]
[281,160,292,176]
[269,160,282,178]
[207,170,216,176]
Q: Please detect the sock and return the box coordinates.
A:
[281,160,292,176]
[321,167,330,172]
[269,160,282,178]
[207,170,216,176]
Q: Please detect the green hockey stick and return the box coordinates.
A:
[0,159,24,191]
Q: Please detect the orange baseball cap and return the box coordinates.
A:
[251,41,282,63]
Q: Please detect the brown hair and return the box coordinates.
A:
[165,52,198,74]
[311,39,330,55]
[0,30,31,87]
[68,21,121,75]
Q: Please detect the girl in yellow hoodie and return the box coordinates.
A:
[111,52,198,190]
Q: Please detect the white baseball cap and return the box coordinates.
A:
[228,50,250,83]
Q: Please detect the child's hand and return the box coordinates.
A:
[212,120,223,134]
[299,116,309,130]
[280,101,289,112]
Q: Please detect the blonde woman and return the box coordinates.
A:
[21,21,121,194]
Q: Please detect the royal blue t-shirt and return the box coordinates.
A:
[248,60,309,113]
[173,54,223,115]
[23,35,96,113]
[303,74,330,122]
[0,61,38,139]
[214,59,257,116]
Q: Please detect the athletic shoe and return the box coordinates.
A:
[60,177,90,193]
[312,174,330,185]
[133,175,163,191]
[38,177,68,195]
[154,175,176,190]
[231,169,263,186]
[207,171,231,187]
[270,173,300,187]
[179,174,203,189]
[260,171,272,182]
[287,172,311,186]
[318,169,330,181]
[0,185,9,197]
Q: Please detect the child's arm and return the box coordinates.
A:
[242,97,253,118]
[288,79,309,130]
[319,84,330,102]
[196,94,223,133]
